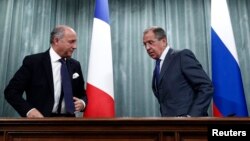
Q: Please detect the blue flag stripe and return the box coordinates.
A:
[212,28,248,117]
[94,0,109,24]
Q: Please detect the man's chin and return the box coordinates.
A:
[66,53,73,58]
[150,55,157,59]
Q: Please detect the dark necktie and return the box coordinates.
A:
[153,59,161,89]
[59,58,75,114]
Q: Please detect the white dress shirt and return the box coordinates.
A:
[50,47,66,113]
[159,45,170,71]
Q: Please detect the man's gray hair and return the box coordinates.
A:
[143,26,167,40]
[50,25,67,44]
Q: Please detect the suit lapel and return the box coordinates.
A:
[42,50,54,96]
[66,59,73,80]
[158,48,175,84]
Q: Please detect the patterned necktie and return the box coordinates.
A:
[59,58,75,114]
[153,59,161,89]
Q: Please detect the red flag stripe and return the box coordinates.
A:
[213,104,222,117]
[84,83,115,118]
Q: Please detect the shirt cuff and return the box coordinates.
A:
[26,108,36,117]
[80,100,86,111]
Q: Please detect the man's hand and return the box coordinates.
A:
[73,97,85,112]
[27,108,44,118]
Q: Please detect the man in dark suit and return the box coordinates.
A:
[4,25,87,118]
[143,26,213,117]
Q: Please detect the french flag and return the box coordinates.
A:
[211,0,248,117]
[84,0,115,117]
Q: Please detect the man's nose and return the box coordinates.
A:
[145,44,151,50]
[72,44,77,49]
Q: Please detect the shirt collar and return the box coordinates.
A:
[159,45,170,61]
[49,47,61,63]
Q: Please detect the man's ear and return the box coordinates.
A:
[161,38,167,46]
[53,37,60,45]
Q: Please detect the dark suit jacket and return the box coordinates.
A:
[152,48,213,117]
[4,50,87,117]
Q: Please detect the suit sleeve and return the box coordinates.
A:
[180,49,214,116]
[4,56,34,117]
[73,61,88,109]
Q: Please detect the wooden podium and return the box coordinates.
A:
[0,117,249,141]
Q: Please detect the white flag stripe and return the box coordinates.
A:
[87,18,114,98]
[211,0,239,63]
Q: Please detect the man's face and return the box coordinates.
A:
[55,28,77,58]
[143,31,166,60]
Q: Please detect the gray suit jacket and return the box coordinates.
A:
[4,50,87,117]
[152,48,213,117]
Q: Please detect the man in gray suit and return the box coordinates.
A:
[143,26,213,117]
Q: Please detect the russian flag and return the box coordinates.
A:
[211,0,248,117]
[84,0,115,117]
